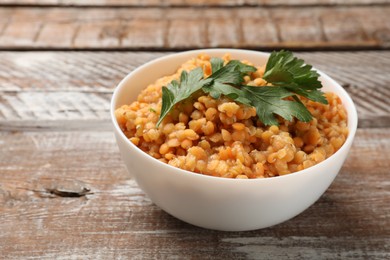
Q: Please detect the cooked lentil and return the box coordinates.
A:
[115,54,348,178]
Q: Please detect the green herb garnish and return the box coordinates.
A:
[263,50,327,104]
[241,86,312,126]
[156,50,327,127]
[157,68,212,127]
[203,58,256,104]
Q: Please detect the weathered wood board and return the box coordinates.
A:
[0,6,389,50]
[2,0,390,6]
[0,0,389,257]
[0,129,389,259]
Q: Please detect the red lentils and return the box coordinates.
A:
[115,54,348,179]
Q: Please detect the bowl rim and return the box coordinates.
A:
[111,48,358,183]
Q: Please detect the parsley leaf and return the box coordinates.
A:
[203,58,255,104]
[203,81,251,105]
[156,68,211,127]
[210,59,256,85]
[263,50,327,104]
[242,86,312,126]
[210,57,224,73]
[156,50,326,127]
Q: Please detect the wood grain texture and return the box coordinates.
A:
[1,0,389,6]
[0,51,389,130]
[0,6,389,50]
[0,1,388,258]
[0,129,389,259]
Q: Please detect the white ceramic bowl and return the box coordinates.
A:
[111,49,358,231]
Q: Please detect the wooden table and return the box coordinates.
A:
[1,1,389,259]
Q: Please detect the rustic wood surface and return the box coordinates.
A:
[0,0,389,259]
[2,0,390,6]
[1,52,389,259]
[0,129,389,259]
[0,5,390,50]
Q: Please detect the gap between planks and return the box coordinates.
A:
[1,0,390,7]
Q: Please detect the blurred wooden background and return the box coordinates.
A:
[0,0,389,259]
[0,0,389,49]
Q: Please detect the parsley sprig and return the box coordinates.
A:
[263,50,327,104]
[156,50,327,127]
[157,68,211,126]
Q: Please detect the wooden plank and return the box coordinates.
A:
[73,21,122,48]
[0,128,389,258]
[36,22,78,47]
[0,21,42,47]
[208,18,240,47]
[241,17,279,46]
[121,19,166,49]
[1,0,389,7]
[0,51,389,129]
[0,6,389,50]
[167,19,206,48]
